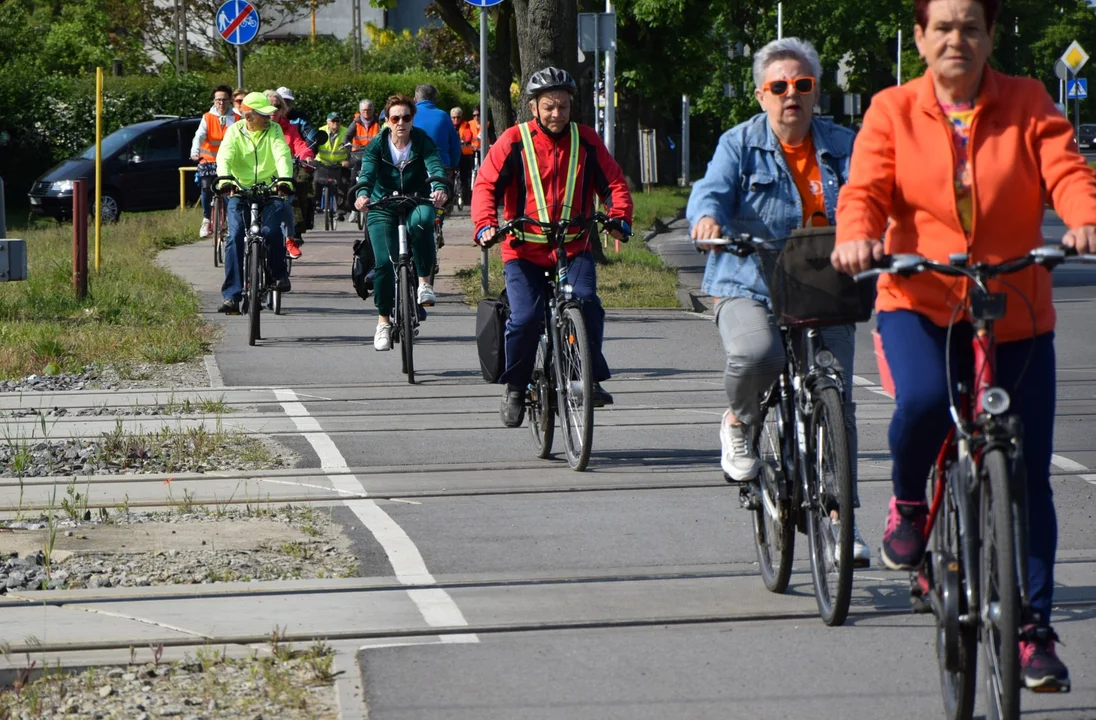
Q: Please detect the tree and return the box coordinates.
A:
[511,0,578,121]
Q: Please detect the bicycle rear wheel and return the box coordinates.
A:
[555,306,594,471]
[981,448,1020,720]
[399,264,416,384]
[247,241,261,346]
[805,386,854,626]
[933,465,978,720]
[212,196,224,267]
[753,399,795,594]
[529,335,555,458]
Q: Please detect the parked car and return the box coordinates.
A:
[28,116,201,223]
[1078,123,1096,153]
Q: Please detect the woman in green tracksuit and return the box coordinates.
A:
[353,94,449,352]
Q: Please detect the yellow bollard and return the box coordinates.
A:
[180,166,198,212]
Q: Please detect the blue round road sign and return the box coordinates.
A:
[463,0,506,6]
[217,0,261,46]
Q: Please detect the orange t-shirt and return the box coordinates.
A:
[780,137,828,227]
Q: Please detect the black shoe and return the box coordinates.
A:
[337,213,346,222]
[592,383,614,408]
[500,384,526,427]
[218,298,240,314]
[274,277,291,293]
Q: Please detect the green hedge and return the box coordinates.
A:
[0,68,478,206]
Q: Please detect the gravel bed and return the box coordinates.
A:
[1,404,231,419]
[0,431,295,478]
[0,359,210,394]
[0,652,337,719]
[1,508,358,593]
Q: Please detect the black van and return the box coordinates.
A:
[27,116,201,223]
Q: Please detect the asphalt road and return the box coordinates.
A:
[170,210,1096,719]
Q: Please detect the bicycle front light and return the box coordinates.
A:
[562,283,574,300]
[814,349,836,369]
[250,223,260,235]
[982,387,1011,416]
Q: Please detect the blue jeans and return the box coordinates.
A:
[222,196,289,302]
[877,310,1057,624]
[501,252,610,388]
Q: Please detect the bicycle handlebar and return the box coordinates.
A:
[692,234,773,257]
[483,212,632,249]
[851,245,1096,285]
[346,175,454,209]
[213,176,295,197]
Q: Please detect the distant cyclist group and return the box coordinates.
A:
[193,0,1096,713]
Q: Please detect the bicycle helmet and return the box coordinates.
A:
[525,67,577,99]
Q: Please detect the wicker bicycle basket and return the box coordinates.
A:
[754,226,875,329]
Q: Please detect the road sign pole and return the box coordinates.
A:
[593,13,600,135]
[1076,72,1082,142]
[604,1,615,155]
[479,6,489,296]
[236,45,243,89]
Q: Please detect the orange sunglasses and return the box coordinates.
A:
[762,76,816,96]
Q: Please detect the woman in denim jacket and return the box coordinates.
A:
[686,37,869,565]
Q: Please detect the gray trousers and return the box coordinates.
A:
[714,297,860,506]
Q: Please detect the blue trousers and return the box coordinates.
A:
[501,252,610,388]
[877,310,1057,624]
[222,196,289,302]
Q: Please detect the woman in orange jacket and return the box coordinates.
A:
[832,0,1096,691]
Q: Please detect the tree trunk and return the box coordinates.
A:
[511,0,578,123]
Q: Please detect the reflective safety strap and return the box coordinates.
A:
[516,122,582,243]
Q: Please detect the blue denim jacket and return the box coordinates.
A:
[686,113,855,304]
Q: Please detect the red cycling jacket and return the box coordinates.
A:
[275,116,315,161]
[472,120,633,268]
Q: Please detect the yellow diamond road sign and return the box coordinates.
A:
[1062,40,1089,75]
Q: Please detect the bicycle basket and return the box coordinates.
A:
[758,226,875,328]
[313,164,343,184]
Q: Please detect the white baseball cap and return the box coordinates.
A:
[276,86,295,102]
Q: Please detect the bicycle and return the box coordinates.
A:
[211,188,227,268]
[350,151,366,231]
[347,175,453,384]
[854,245,1091,719]
[215,175,295,346]
[315,164,342,232]
[488,212,630,472]
[698,232,870,626]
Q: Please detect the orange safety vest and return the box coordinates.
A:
[198,111,235,163]
[468,119,482,150]
[458,121,475,155]
[351,113,381,150]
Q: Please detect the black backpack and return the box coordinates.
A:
[351,234,376,301]
[475,289,510,383]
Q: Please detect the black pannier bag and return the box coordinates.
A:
[351,234,375,301]
[475,289,510,383]
[757,226,875,328]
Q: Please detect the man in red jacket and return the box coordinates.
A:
[473,67,634,428]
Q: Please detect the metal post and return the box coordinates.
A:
[236,45,243,90]
[897,29,902,85]
[73,180,88,300]
[479,7,490,296]
[1075,71,1081,142]
[777,2,783,39]
[0,177,6,239]
[181,0,188,73]
[593,13,600,134]
[681,95,690,186]
[352,0,362,73]
[604,1,616,154]
[95,67,103,271]
[173,0,181,76]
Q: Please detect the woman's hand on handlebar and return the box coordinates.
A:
[690,216,725,252]
[430,190,448,208]
[831,239,885,276]
[1063,225,1096,255]
[354,196,370,212]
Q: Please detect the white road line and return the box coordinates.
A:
[273,388,478,642]
[852,374,894,398]
[1050,454,1096,486]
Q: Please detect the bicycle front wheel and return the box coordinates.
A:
[753,400,795,594]
[981,448,1020,720]
[933,465,978,720]
[399,263,416,384]
[212,196,224,267]
[247,242,261,346]
[529,335,555,458]
[555,306,594,471]
[805,386,854,626]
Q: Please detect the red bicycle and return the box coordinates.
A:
[856,246,1088,720]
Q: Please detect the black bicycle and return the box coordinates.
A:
[489,213,630,472]
[215,175,294,346]
[348,176,453,384]
[697,231,870,626]
[854,246,1091,719]
[315,164,344,232]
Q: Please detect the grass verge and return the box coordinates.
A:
[630,185,691,230]
[0,209,215,380]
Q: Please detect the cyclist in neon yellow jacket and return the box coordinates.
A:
[314,112,352,219]
[215,91,295,314]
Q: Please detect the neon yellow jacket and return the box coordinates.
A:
[216,120,294,188]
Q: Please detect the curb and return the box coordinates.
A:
[642,210,710,314]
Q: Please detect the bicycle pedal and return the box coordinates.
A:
[1029,682,1071,694]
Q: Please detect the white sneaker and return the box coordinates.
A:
[373,322,392,351]
[719,409,760,481]
[417,283,436,307]
[832,519,871,568]
[199,218,212,238]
